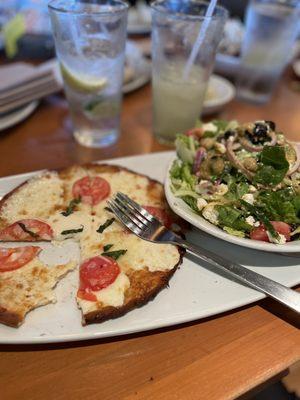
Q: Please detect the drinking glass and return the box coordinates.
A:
[236,0,300,104]
[151,0,228,145]
[48,0,128,148]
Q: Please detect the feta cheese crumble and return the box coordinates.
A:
[242,193,255,205]
[202,205,219,225]
[197,198,208,211]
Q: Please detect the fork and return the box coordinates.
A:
[108,192,300,314]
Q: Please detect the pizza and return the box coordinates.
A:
[0,246,75,327]
[0,164,183,327]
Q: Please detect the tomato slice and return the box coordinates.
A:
[72,176,110,206]
[0,246,41,272]
[79,256,120,293]
[77,289,97,302]
[250,221,291,242]
[143,206,173,229]
[0,219,53,241]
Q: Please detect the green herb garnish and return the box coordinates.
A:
[101,249,127,260]
[18,222,39,238]
[103,244,113,252]
[61,226,84,235]
[61,198,81,216]
[104,206,113,213]
[97,218,115,233]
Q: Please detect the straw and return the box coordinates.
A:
[182,0,218,80]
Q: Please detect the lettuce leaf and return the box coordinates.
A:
[254,146,289,186]
[216,205,252,232]
[256,188,300,224]
[175,134,197,164]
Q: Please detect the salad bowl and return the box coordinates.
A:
[165,120,300,253]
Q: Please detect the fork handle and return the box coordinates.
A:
[175,239,300,313]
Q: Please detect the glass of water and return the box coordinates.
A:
[48,0,128,148]
[236,0,300,104]
[151,1,228,145]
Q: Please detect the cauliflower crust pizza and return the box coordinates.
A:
[0,164,183,327]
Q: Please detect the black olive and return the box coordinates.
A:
[224,130,235,139]
[265,120,276,131]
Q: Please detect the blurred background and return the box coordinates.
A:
[0,0,251,60]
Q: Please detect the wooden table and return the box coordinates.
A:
[0,68,300,400]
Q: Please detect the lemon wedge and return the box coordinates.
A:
[60,63,107,93]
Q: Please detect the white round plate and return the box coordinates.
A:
[165,155,300,253]
[0,101,38,132]
[203,74,236,116]
[123,41,151,93]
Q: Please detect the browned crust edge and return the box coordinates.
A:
[0,305,23,328]
[82,247,185,325]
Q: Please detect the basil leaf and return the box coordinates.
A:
[101,249,127,260]
[18,222,39,238]
[254,146,289,186]
[61,198,81,217]
[216,205,252,232]
[61,226,83,235]
[103,244,113,252]
[97,218,115,233]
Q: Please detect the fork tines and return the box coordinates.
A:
[107,192,160,236]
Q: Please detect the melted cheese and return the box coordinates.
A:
[90,170,164,215]
[0,256,76,325]
[77,272,130,313]
[59,165,92,214]
[0,172,63,224]
[48,211,94,241]
[81,228,180,273]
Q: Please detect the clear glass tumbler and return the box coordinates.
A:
[48,0,128,148]
[151,0,228,145]
[236,0,300,104]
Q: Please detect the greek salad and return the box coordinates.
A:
[170,120,300,244]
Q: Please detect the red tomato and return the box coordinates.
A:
[72,176,110,206]
[77,289,97,302]
[79,256,120,292]
[0,246,41,272]
[250,221,291,242]
[143,206,173,228]
[0,219,53,241]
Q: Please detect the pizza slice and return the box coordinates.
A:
[76,179,183,325]
[0,166,95,242]
[0,171,63,241]
[84,164,169,217]
[0,246,76,327]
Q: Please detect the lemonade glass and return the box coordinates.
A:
[49,0,128,148]
[151,1,228,145]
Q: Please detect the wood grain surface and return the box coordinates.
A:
[0,65,299,400]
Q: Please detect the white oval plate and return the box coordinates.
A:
[165,155,300,253]
[202,74,236,116]
[0,101,38,132]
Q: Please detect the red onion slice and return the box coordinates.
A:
[226,137,254,180]
[192,147,206,174]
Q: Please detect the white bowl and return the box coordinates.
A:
[203,74,236,116]
[165,155,300,253]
